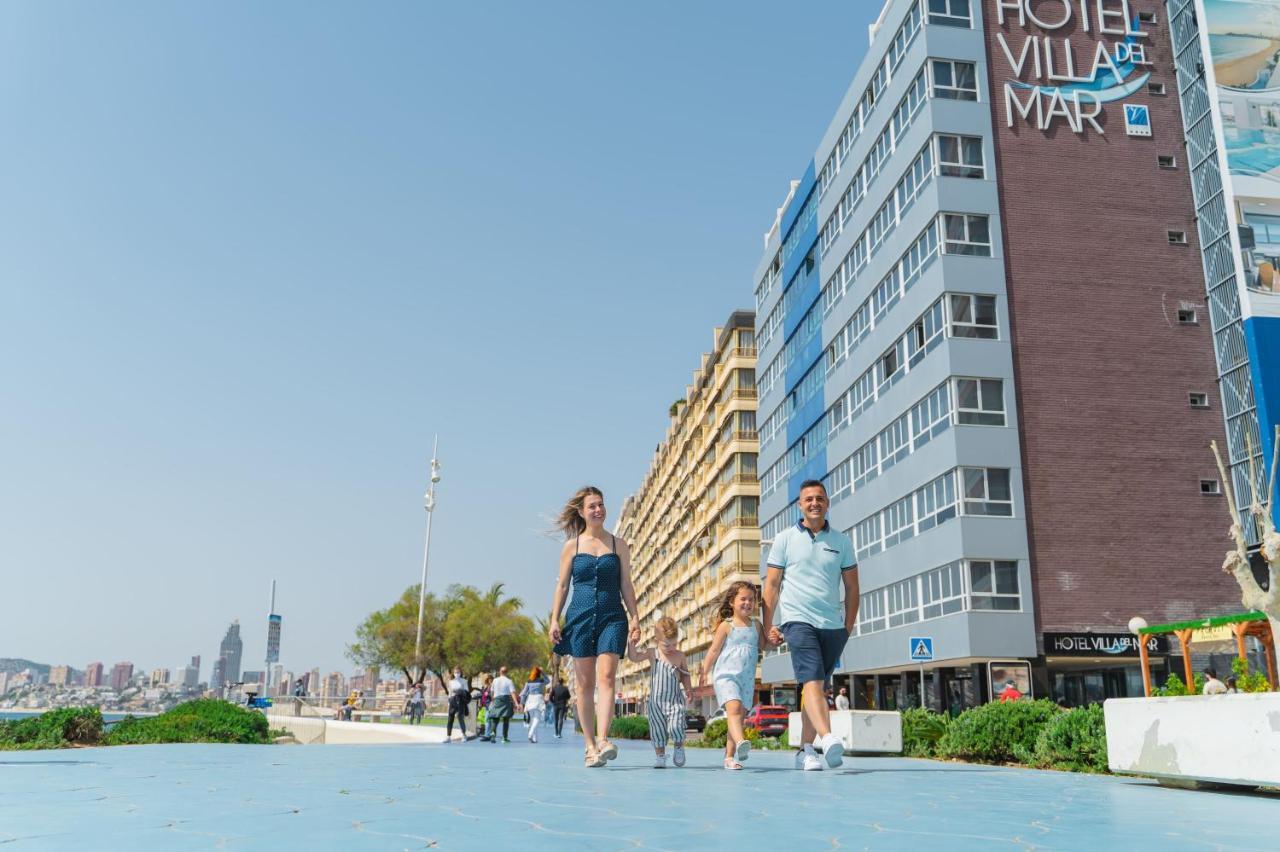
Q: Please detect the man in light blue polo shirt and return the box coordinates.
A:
[762,479,859,771]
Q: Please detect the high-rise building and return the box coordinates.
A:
[753,0,1245,712]
[174,665,198,689]
[84,662,104,687]
[322,671,345,700]
[0,672,9,696]
[48,665,72,686]
[1165,0,1280,537]
[218,620,243,686]
[617,311,759,714]
[211,657,227,692]
[149,668,170,688]
[189,655,201,683]
[264,580,282,687]
[108,662,134,692]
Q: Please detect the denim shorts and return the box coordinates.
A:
[782,622,848,686]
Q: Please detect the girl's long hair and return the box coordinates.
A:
[556,485,604,539]
[528,666,542,683]
[716,581,758,621]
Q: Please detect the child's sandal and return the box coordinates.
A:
[723,757,743,770]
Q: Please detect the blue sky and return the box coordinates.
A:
[0,2,882,678]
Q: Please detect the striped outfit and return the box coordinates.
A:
[647,655,687,750]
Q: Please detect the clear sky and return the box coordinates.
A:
[1,1,882,678]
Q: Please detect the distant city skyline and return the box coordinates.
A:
[0,2,883,674]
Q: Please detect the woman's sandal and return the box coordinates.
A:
[723,757,743,771]
[596,739,619,761]
[584,748,606,768]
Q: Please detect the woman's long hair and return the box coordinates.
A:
[715,581,758,621]
[528,666,543,683]
[556,485,604,539]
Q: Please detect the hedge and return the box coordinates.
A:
[936,699,1060,764]
[105,699,271,745]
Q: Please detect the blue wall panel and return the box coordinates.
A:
[1244,315,1280,525]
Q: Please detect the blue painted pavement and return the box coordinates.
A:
[1,733,1277,850]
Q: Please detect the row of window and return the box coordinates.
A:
[856,557,1020,637]
[850,466,1013,562]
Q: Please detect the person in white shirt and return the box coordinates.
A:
[1202,668,1228,695]
[835,687,851,711]
[446,669,470,741]
[482,667,517,742]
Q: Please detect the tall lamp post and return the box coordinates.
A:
[413,437,442,681]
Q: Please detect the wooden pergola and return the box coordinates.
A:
[1136,611,1277,696]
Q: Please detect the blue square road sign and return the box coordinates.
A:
[909,637,934,662]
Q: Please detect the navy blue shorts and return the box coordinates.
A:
[782,622,848,686]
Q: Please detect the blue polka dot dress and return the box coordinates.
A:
[554,536,629,658]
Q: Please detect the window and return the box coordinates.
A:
[927,0,971,28]
[942,214,991,255]
[1177,307,1197,324]
[1189,392,1210,408]
[1201,479,1222,495]
[949,293,998,338]
[954,378,1005,425]
[887,576,921,627]
[922,560,965,619]
[937,134,984,178]
[1138,11,1157,24]
[931,60,978,100]
[961,467,1013,516]
[1158,155,1178,169]
[1168,230,1188,245]
[969,560,1020,610]
[859,588,886,634]
[1148,82,1166,95]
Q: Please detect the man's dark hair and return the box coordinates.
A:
[1204,668,1217,678]
[797,479,827,496]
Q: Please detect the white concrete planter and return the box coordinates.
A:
[266,715,447,745]
[788,710,902,754]
[1104,693,1280,787]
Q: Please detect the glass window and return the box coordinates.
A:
[928,0,971,28]
[960,468,1014,516]
[937,134,984,178]
[969,560,1020,610]
[954,378,1005,425]
[942,213,991,255]
[931,59,978,99]
[949,293,998,338]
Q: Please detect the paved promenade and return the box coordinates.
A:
[1,733,1276,850]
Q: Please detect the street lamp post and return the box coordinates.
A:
[413,436,442,681]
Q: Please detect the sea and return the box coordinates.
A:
[1210,33,1275,63]
[1,710,140,723]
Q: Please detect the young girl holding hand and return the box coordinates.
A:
[627,616,692,768]
[700,581,764,771]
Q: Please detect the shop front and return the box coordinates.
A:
[1039,631,1170,707]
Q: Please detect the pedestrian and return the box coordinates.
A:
[446,669,469,740]
[1226,676,1240,694]
[549,676,572,738]
[761,479,858,772]
[627,615,692,769]
[1203,668,1228,695]
[519,666,549,743]
[548,486,642,768]
[701,582,765,771]
[479,672,496,739]
[482,667,517,742]
[835,687,851,711]
[408,681,426,725]
[293,678,306,698]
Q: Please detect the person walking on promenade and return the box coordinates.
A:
[482,667,517,742]
[762,479,858,772]
[835,687,851,711]
[628,616,692,768]
[519,666,549,743]
[549,676,571,738]
[407,681,426,725]
[445,669,469,740]
[700,582,764,771]
[548,486,642,768]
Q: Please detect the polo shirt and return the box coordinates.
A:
[767,519,857,630]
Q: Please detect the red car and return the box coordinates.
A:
[744,704,789,737]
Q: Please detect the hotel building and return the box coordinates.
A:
[755,0,1259,711]
[617,311,760,714]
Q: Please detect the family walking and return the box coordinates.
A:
[547,479,858,771]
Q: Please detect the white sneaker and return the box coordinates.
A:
[653,753,667,769]
[802,752,823,771]
[819,732,845,769]
[673,745,686,767]
[793,750,806,770]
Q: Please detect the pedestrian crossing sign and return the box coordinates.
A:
[909,637,934,661]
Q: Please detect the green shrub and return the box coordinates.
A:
[700,718,728,748]
[0,708,104,750]
[1231,657,1272,693]
[1029,705,1107,773]
[104,699,270,746]
[607,714,649,740]
[1152,672,1206,697]
[936,700,1059,764]
[901,707,949,758]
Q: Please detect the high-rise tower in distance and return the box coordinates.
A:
[218,620,243,685]
[264,580,282,688]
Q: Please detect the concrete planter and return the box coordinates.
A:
[1104,693,1280,788]
[787,710,902,754]
[266,715,447,745]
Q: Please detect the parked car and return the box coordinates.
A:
[744,704,789,737]
[685,711,707,733]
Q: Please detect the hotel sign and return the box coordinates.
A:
[996,0,1153,134]
[1043,631,1168,656]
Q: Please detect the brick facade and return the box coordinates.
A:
[980,0,1240,638]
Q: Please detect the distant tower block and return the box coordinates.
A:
[265,580,282,688]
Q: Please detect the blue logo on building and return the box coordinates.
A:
[1124,103,1152,137]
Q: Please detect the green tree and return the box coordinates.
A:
[348,583,545,689]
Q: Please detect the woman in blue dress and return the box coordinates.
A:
[549,486,641,767]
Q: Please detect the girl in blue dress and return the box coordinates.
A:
[700,581,764,770]
[549,486,641,768]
